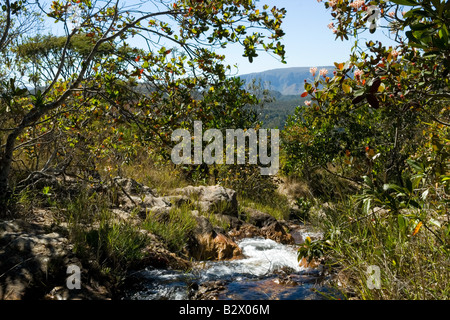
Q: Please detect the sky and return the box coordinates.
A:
[47,0,399,77]
[220,0,396,76]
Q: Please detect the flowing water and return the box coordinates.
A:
[122,236,339,300]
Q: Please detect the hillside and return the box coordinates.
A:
[239,66,333,96]
[258,91,305,129]
[238,67,333,128]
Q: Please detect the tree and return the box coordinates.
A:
[284,0,448,192]
[0,0,287,199]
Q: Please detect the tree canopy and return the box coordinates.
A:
[284,0,449,194]
[0,0,287,196]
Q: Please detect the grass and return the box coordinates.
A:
[304,196,450,300]
[102,151,191,196]
[56,190,149,282]
[238,193,290,221]
[142,204,197,254]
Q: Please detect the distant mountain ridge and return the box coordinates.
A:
[238,66,333,96]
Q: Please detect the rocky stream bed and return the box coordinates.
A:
[0,177,338,300]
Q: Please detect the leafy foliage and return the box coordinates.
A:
[0,0,287,197]
[288,0,449,299]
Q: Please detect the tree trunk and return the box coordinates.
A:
[0,106,43,198]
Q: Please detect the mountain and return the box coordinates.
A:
[238,66,333,96]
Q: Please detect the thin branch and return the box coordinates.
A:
[320,165,364,186]
[12,126,55,151]
[0,0,11,51]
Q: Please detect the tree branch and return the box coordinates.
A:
[0,0,11,51]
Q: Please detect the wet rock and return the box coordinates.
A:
[298,257,322,269]
[228,223,260,241]
[190,280,226,300]
[233,207,294,244]
[260,222,294,245]
[229,221,294,245]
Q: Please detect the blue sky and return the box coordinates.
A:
[221,0,397,76]
[220,0,352,75]
[48,0,399,76]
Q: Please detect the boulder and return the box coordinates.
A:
[228,223,259,240]
[110,177,171,215]
[172,185,238,216]
[190,280,226,300]
[112,177,157,197]
[243,207,277,228]
[187,215,241,261]
[260,222,294,245]
[232,207,294,244]
[0,220,70,300]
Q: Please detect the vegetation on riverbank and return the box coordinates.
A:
[293,0,449,300]
[1,0,449,300]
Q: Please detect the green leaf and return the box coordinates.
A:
[363,176,374,188]
[405,178,413,194]
[439,24,449,44]
[410,23,432,31]
[421,189,429,201]
[342,83,352,94]
[403,9,430,19]
[363,198,371,215]
[409,200,421,208]
[407,159,424,173]
[383,183,406,194]
[398,215,407,232]
[390,0,418,6]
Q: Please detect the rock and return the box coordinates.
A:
[242,207,276,228]
[163,195,191,207]
[0,219,112,300]
[188,215,242,261]
[308,205,328,221]
[0,220,70,300]
[190,280,226,300]
[172,185,238,216]
[298,257,322,269]
[228,223,261,240]
[110,177,171,215]
[260,222,294,245]
[138,230,192,271]
[112,177,157,197]
[111,208,141,225]
[213,214,242,230]
[229,207,294,244]
[229,221,294,245]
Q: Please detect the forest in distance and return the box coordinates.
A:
[0,0,448,301]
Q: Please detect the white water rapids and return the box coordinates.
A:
[122,236,338,300]
[199,238,304,280]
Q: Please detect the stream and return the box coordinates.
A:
[122,235,340,300]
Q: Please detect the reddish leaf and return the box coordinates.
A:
[370,78,381,94]
[366,94,379,109]
[301,91,308,98]
[352,95,365,105]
